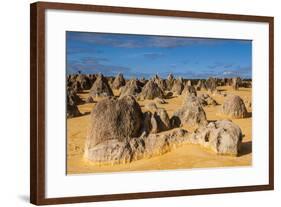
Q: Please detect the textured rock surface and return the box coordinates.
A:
[84,128,189,164]
[232,77,242,90]
[119,79,142,98]
[85,96,143,148]
[84,119,243,163]
[196,80,202,91]
[182,85,197,97]
[190,120,243,155]
[198,94,218,106]
[84,139,133,164]
[76,74,93,90]
[173,96,208,127]
[71,81,82,93]
[205,77,217,93]
[154,97,167,104]
[67,103,81,118]
[166,73,175,90]
[67,74,95,92]
[112,73,126,89]
[165,91,173,98]
[85,96,94,103]
[67,88,83,105]
[243,96,252,109]
[153,75,167,91]
[145,102,158,111]
[220,95,248,118]
[66,88,82,118]
[142,111,153,133]
[144,104,171,133]
[241,80,252,88]
[89,74,113,97]
[171,78,184,95]
[151,109,171,133]
[84,118,243,163]
[139,80,164,100]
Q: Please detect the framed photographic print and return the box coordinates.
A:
[30,1,274,205]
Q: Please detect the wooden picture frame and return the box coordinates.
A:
[30,1,274,205]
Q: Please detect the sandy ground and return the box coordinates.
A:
[67,86,252,174]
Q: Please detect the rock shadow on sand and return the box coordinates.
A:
[246,112,252,118]
[67,111,91,119]
[238,140,252,157]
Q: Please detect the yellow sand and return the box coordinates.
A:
[67,86,252,174]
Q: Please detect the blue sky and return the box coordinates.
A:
[66,31,252,79]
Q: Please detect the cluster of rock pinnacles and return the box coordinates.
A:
[67,73,251,164]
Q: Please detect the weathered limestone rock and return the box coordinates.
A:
[190,120,243,155]
[220,95,248,118]
[173,95,208,127]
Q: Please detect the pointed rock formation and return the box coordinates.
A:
[139,80,164,100]
[89,74,113,97]
[112,73,126,89]
[173,95,208,127]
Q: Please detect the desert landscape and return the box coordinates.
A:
[66,74,252,174]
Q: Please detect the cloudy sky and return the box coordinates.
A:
[66,31,252,79]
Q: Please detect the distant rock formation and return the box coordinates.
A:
[67,88,84,105]
[85,96,94,103]
[66,89,82,118]
[205,77,217,93]
[243,96,252,109]
[67,74,95,92]
[198,94,218,106]
[195,80,207,91]
[220,95,248,118]
[232,77,242,90]
[139,80,164,100]
[119,79,142,98]
[67,104,81,118]
[89,74,113,97]
[145,102,158,111]
[144,111,170,134]
[172,95,208,127]
[76,74,93,90]
[69,79,82,93]
[165,73,175,91]
[181,85,197,97]
[144,103,171,133]
[171,77,184,95]
[154,97,167,104]
[153,75,167,91]
[112,73,126,89]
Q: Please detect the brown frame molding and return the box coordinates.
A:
[30,1,274,205]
